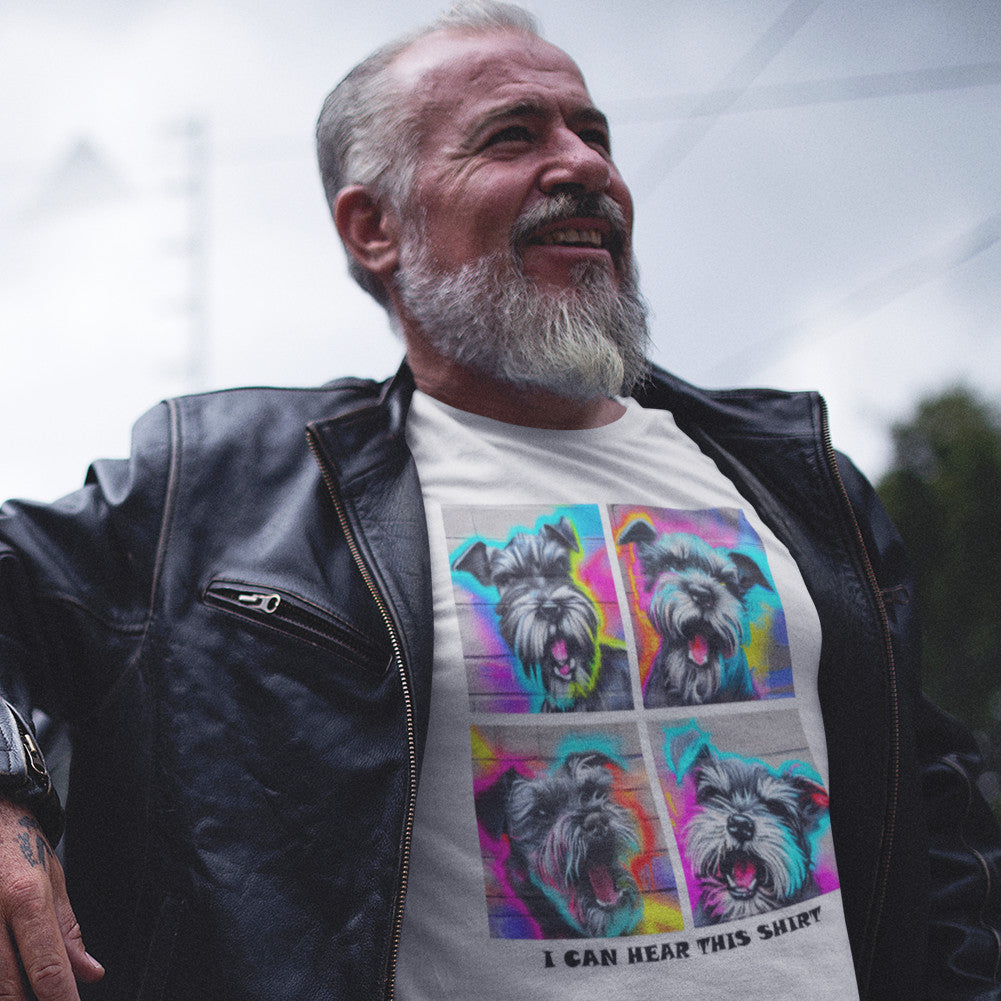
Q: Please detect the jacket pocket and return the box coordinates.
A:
[202,579,391,674]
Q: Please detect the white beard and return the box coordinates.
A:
[394,203,650,401]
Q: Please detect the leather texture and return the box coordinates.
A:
[0,362,997,1000]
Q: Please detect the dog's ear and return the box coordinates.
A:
[561,751,616,775]
[665,722,714,783]
[728,552,773,598]
[475,767,520,840]
[452,540,495,586]
[543,516,580,554]
[686,745,716,797]
[617,518,657,551]
[784,768,830,831]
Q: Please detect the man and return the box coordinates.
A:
[0,2,999,999]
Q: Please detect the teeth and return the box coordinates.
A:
[539,228,604,248]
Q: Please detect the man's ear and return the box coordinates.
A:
[333,184,401,282]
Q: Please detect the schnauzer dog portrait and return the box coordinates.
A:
[476,751,643,938]
[453,516,631,712]
[668,725,830,925]
[617,519,772,707]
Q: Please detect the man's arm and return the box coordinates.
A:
[918,699,1001,1000]
[0,401,175,997]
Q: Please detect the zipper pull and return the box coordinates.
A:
[237,592,281,613]
[20,726,49,781]
[881,584,911,606]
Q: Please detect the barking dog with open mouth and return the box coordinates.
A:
[617,519,772,707]
[454,516,631,711]
[476,751,643,938]
[667,724,830,925]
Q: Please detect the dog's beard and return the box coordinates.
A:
[507,759,643,936]
[498,582,599,705]
[645,576,745,705]
[648,574,744,703]
[394,195,650,401]
[532,807,641,936]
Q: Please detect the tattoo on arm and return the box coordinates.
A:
[15,816,50,871]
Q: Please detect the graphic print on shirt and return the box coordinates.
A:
[612,505,793,707]
[654,713,839,928]
[472,724,682,939]
[449,504,631,713]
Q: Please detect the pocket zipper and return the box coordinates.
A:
[203,579,390,670]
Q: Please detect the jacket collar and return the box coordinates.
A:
[306,363,434,728]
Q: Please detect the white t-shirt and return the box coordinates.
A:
[395,391,861,1001]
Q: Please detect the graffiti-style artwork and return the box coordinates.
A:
[473,725,681,939]
[654,716,839,927]
[612,505,792,707]
[450,505,631,713]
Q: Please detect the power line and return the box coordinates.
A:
[3,61,998,180]
[713,210,1001,379]
[610,62,1001,123]
[630,0,825,201]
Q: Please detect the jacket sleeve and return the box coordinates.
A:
[838,451,1001,997]
[919,699,1001,998]
[0,401,174,840]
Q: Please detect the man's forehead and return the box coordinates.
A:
[390,27,595,123]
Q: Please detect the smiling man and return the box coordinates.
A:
[327,19,648,426]
[0,2,999,1000]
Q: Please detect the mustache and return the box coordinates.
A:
[510,192,629,263]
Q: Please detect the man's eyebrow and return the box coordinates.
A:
[469,100,547,136]
[466,100,611,141]
[570,106,611,133]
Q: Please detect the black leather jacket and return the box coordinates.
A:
[1,363,998,1000]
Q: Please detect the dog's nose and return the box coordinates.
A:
[727,814,755,843]
[583,811,609,837]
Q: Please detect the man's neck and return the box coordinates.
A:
[404,341,626,430]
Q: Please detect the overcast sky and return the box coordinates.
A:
[2,0,999,501]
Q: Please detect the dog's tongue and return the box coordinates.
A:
[732,856,757,891]
[589,864,619,906]
[551,638,569,666]
[688,633,709,665]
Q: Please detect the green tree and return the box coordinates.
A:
[877,387,1001,798]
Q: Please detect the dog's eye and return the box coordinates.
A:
[763,800,794,821]
[583,777,610,797]
[696,784,723,804]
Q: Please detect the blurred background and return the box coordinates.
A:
[1,1,1000,803]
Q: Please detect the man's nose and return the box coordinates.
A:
[538,129,611,195]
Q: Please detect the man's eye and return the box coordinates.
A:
[485,125,533,146]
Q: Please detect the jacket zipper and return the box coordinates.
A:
[817,395,900,998]
[305,428,417,1001]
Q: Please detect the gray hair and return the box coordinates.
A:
[316,1,541,307]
